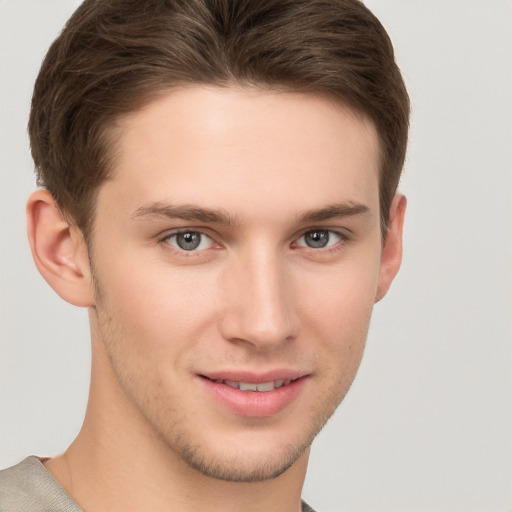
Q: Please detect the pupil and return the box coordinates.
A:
[305,230,329,248]
[177,232,201,250]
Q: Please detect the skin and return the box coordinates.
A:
[27,86,406,512]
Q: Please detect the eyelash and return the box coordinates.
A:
[159,228,349,256]
[160,230,218,256]
[293,229,348,252]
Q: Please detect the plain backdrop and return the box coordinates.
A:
[1,1,511,511]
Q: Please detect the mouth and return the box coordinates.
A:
[205,377,294,392]
[199,372,308,417]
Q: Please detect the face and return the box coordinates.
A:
[88,86,387,482]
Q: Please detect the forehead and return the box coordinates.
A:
[99,86,380,221]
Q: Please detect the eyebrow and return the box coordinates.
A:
[296,202,371,224]
[132,202,238,225]
[131,201,370,225]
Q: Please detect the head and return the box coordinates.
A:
[26,0,409,485]
[29,0,409,241]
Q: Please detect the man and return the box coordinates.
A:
[0,0,409,510]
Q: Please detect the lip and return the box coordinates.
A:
[203,369,307,384]
[198,370,309,418]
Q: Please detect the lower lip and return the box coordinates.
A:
[200,376,308,418]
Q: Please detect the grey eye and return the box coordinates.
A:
[295,230,343,249]
[176,232,202,250]
[165,231,213,252]
[303,230,330,248]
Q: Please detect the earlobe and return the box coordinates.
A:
[26,189,94,307]
[375,194,407,303]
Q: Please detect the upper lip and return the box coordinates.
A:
[200,369,309,383]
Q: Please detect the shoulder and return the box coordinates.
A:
[301,500,317,512]
[0,457,82,512]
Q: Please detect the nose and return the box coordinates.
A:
[218,248,299,350]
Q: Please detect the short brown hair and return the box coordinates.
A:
[29,0,409,239]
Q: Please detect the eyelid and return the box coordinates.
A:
[157,226,350,256]
[293,228,350,250]
[160,228,219,253]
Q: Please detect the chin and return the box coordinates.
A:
[157,411,326,483]
[174,438,310,482]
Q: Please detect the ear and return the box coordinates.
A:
[375,194,407,302]
[26,189,94,307]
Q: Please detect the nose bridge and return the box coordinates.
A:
[220,244,298,348]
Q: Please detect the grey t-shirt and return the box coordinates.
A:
[0,457,316,512]
[0,457,81,512]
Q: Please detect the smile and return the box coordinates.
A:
[200,374,308,417]
[214,379,292,392]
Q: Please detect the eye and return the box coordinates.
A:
[164,231,214,252]
[295,230,343,249]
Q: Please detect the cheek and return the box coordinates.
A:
[294,252,380,375]
[94,252,222,356]
[297,257,380,330]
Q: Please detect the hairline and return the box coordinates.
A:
[77,81,387,251]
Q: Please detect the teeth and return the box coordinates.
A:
[215,379,292,392]
[256,381,275,392]
[239,382,259,391]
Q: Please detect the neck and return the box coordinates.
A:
[44,331,308,512]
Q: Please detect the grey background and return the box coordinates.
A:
[1,1,511,510]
